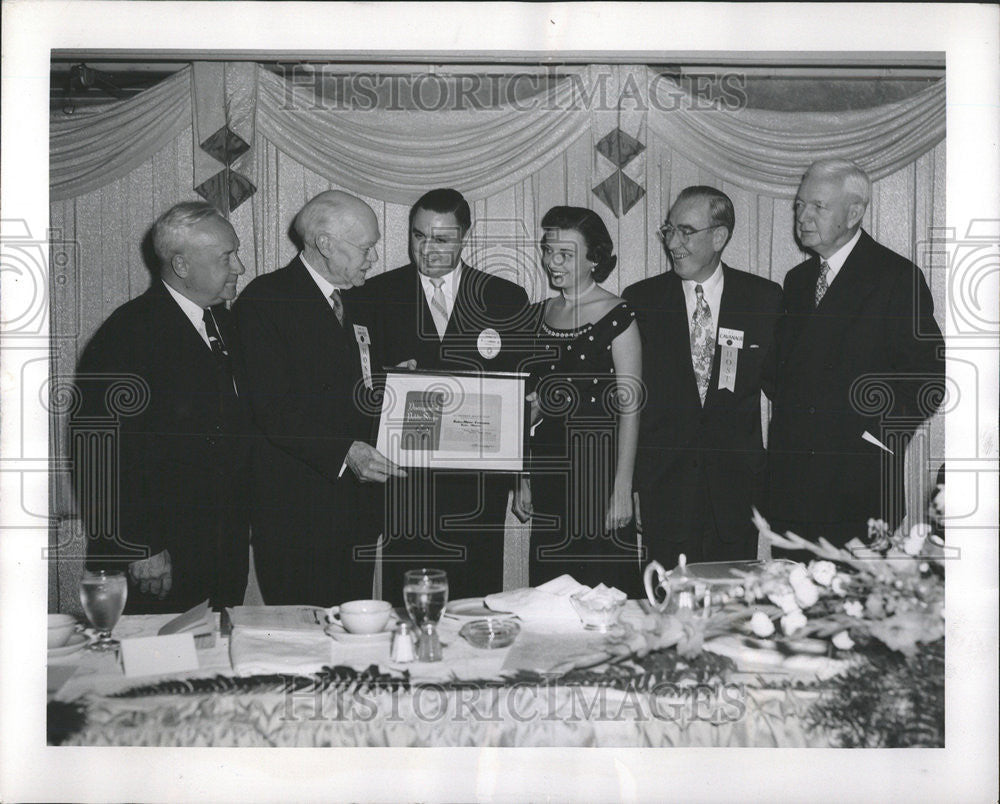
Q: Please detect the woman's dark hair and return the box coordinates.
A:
[541,206,618,283]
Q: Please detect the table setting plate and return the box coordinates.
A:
[48,631,90,659]
[323,622,394,644]
[444,598,514,621]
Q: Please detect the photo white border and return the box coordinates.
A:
[2,2,997,802]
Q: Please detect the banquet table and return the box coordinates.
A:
[48,604,842,747]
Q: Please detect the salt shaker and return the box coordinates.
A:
[390,621,416,663]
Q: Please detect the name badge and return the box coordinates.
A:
[717,328,744,392]
[477,328,501,360]
[353,324,374,389]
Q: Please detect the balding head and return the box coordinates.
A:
[296,190,380,287]
[295,190,376,246]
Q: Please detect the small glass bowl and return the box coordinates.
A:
[459,618,520,649]
[569,592,626,632]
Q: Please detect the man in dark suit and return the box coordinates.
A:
[233,190,405,606]
[352,188,531,600]
[623,186,782,569]
[74,201,253,612]
[768,159,944,548]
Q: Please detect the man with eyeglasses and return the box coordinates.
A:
[234,190,406,605]
[767,159,944,553]
[623,186,782,568]
[350,188,531,601]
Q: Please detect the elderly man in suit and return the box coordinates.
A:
[352,188,531,600]
[74,201,253,612]
[234,190,405,605]
[623,186,783,569]
[768,159,944,549]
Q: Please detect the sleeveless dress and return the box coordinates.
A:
[526,299,643,597]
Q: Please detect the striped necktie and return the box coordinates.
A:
[429,277,449,339]
[690,284,715,406]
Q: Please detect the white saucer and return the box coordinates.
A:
[444,598,514,620]
[323,623,393,644]
[48,631,89,659]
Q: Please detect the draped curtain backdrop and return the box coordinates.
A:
[49,62,946,608]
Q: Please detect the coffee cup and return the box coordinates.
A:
[48,613,78,648]
[336,599,392,634]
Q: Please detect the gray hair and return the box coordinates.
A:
[803,159,872,206]
[294,190,362,245]
[152,201,225,268]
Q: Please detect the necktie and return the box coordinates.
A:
[203,308,229,360]
[815,259,830,306]
[429,277,449,339]
[690,284,715,406]
[329,288,345,326]
[203,308,238,396]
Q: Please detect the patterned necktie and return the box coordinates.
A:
[815,259,831,306]
[429,277,449,339]
[202,308,229,360]
[329,288,345,326]
[203,308,237,395]
[690,284,715,406]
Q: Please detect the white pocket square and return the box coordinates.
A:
[749,344,760,349]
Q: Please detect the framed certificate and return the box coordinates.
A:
[375,368,528,471]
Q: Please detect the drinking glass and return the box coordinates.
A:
[79,570,127,652]
[403,569,448,661]
[403,568,449,628]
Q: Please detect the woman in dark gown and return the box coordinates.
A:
[513,207,644,597]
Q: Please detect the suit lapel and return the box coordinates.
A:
[660,273,702,409]
[149,283,215,365]
[786,232,879,369]
[288,258,355,349]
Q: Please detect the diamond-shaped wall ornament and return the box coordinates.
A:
[195,168,257,213]
[595,127,645,169]
[619,171,646,215]
[200,126,251,167]
[592,172,622,217]
[592,169,646,218]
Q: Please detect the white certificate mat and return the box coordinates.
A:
[376,369,527,471]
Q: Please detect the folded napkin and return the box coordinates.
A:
[484,574,590,625]
[229,626,333,676]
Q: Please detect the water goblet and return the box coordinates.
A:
[403,569,448,661]
[79,570,127,652]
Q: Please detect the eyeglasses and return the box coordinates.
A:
[657,223,720,243]
[323,233,378,259]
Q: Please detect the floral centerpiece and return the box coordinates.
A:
[589,483,947,746]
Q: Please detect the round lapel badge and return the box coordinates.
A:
[477,328,501,359]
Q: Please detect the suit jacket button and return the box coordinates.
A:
[808,406,816,414]
[207,437,217,446]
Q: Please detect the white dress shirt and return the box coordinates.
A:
[821,228,862,286]
[418,263,463,321]
[681,261,725,342]
[301,253,350,305]
[162,281,212,348]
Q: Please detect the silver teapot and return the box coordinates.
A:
[643,554,709,617]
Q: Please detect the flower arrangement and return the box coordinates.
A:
[735,506,946,657]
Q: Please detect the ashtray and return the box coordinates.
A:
[569,591,626,632]
[459,618,520,649]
